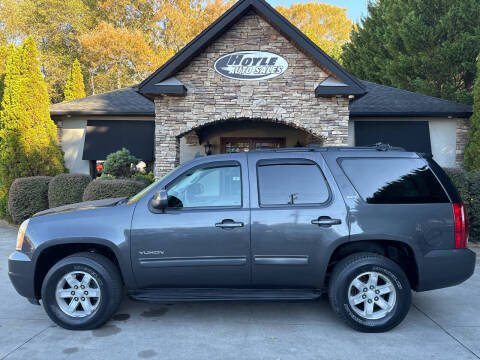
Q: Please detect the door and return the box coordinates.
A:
[221,137,285,153]
[248,152,349,289]
[130,156,251,288]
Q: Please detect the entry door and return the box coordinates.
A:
[130,156,251,289]
[221,137,285,153]
[247,152,349,289]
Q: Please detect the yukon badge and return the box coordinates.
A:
[138,250,165,256]
[214,51,288,81]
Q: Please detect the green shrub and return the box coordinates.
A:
[98,173,116,180]
[444,168,479,243]
[444,168,471,204]
[8,176,51,224]
[82,179,146,201]
[468,170,480,242]
[133,171,155,186]
[103,148,139,178]
[48,174,92,208]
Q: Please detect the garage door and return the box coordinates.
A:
[355,121,432,153]
[83,120,154,161]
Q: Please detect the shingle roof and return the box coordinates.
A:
[350,80,473,118]
[50,86,154,117]
[49,80,473,119]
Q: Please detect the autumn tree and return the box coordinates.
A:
[276,2,353,62]
[80,0,233,94]
[0,38,65,217]
[79,22,159,92]
[64,59,86,101]
[154,0,234,57]
[16,0,95,102]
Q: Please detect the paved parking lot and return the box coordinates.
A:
[1,221,479,360]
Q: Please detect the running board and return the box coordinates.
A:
[129,288,322,303]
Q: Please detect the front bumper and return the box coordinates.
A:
[8,251,36,301]
[417,248,476,292]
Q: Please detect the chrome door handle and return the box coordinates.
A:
[311,217,342,227]
[215,219,244,229]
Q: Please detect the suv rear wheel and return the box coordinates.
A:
[328,252,411,332]
[41,252,122,330]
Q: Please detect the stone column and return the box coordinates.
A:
[456,117,470,168]
[154,100,181,178]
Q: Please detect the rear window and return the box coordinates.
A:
[257,161,330,206]
[339,158,449,204]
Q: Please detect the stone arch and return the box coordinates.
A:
[154,115,332,177]
[176,117,327,142]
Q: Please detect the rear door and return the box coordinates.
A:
[248,151,349,289]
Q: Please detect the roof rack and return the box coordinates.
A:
[368,143,406,152]
[250,143,406,153]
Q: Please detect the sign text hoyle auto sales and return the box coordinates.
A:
[214,51,288,81]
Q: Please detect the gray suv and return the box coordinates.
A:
[8,146,476,332]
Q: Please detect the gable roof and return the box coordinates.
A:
[350,81,473,118]
[50,86,154,117]
[138,0,366,96]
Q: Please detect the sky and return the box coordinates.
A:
[266,0,369,22]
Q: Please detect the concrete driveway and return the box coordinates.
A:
[1,221,479,360]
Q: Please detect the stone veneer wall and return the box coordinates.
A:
[456,117,470,167]
[154,11,350,177]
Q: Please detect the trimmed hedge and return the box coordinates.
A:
[48,174,92,208]
[82,179,146,202]
[444,168,479,243]
[132,171,155,186]
[8,177,52,224]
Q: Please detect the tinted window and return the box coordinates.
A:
[167,165,241,208]
[257,162,329,206]
[340,158,449,204]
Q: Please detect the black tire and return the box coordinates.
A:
[328,252,411,332]
[41,252,123,330]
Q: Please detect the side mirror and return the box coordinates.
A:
[151,189,168,211]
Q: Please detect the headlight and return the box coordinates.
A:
[16,219,29,251]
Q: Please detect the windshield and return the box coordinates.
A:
[126,167,178,204]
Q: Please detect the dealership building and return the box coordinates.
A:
[50,0,473,178]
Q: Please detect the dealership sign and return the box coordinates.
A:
[214,51,288,81]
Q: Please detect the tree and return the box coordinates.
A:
[0,45,7,103]
[79,22,159,92]
[342,0,480,104]
[464,56,480,171]
[17,0,95,102]
[276,2,354,62]
[0,38,65,217]
[0,43,22,216]
[64,59,86,101]
[153,0,234,55]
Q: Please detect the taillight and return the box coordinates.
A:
[453,203,469,249]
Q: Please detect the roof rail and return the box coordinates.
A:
[250,143,407,153]
[365,143,406,152]
[250,147,320,153]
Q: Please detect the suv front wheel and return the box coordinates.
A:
[328,253,411,332]
[41,252,123,330]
